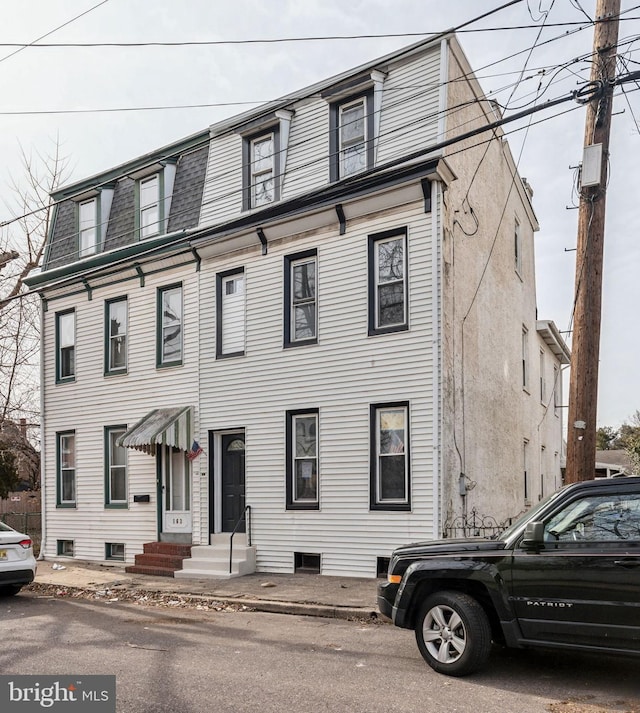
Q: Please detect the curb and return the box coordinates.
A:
[28,581,381,622]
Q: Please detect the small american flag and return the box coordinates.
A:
[186,440,203,461]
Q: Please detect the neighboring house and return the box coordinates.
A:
[26,34,569,578]
[595,450,635,478]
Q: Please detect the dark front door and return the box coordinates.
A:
[221,433,246,533]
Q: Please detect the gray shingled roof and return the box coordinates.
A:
[43,144,209,271]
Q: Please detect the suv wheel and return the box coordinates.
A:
[415,591,491,676]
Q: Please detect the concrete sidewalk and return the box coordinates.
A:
[30,559,382,622]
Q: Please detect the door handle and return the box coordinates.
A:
[614,559,640,568]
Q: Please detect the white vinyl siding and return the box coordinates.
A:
[198,44,441,229]
[376,49,441,166]
[41,263,200,563]
[197,200,435,576]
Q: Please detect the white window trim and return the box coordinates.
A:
[140,173,161,238]
[79,197,98,257]
[250,133,275,208]
[339,96,367,178]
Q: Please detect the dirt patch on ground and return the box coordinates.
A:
[548,696,640,713]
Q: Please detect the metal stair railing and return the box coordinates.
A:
[229,505,252,575]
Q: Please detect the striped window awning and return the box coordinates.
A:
[117,406,193,456]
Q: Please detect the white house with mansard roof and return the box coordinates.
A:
[27,33,569,578]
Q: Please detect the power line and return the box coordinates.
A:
[0,0,110,65]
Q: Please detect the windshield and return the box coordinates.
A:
[498,487,566,541]
[0,521,15,532]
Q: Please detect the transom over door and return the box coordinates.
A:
[221,433,245,533]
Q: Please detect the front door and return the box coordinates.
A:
[161,445,192,534]
[221,433,246,533]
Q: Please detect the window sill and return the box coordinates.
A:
[368,325,409,337]
[56,503,77,509]
[156,361,183,370]
[105,503,128,510]
[284,339,318,349]
[286,503,320,511]
[104,369,128,377]
[370,503,411,512]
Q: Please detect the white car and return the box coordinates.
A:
[0,521,37,596]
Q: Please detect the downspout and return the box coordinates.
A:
[431,37,448,540]
[37,294,46,560]
[431,180,442,541]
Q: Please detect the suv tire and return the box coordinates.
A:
[415,591,492,676]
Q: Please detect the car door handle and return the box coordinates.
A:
[614,559,640,568]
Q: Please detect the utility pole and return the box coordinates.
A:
[565,0,620,484]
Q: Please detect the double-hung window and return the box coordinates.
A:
[105,426,127,507]
[284,250,317,347]
[286,409,319,510]
[329,89,374,181]
[105,297,127,374]
[57,431,76,507]
[78,198,98,257]
[55,310,75,382]
[370,403,410,510]
[368,228,408,335]
[216,268,245,358]
[139,174,161,238]
[157,284,183,367]
[243,130,279,210]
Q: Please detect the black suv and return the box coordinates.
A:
[378,477,640,676]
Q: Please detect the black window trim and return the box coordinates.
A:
[284,249,318,348]
[367,227,409,336]
[329,87,375,183]
[242,126,281,212]
[370,401,411,511]
[286,407,320,511]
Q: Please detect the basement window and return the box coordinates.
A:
[57,539,74,557]
[106,543,125,561]
[294,552,321,574]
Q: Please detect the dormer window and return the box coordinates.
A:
[242,129,280,210]
[339,98,367,177]
[78,198,98,257]
[140,174,161,238]
[251,134,275,207]
[326,70,385,183]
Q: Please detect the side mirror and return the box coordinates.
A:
[521,521,545,550]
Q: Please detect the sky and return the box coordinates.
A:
[0,0,638,428]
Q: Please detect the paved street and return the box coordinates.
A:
[1,592,638,713]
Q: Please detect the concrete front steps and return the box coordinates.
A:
[174,533,256,580]
[125,542,192,578]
